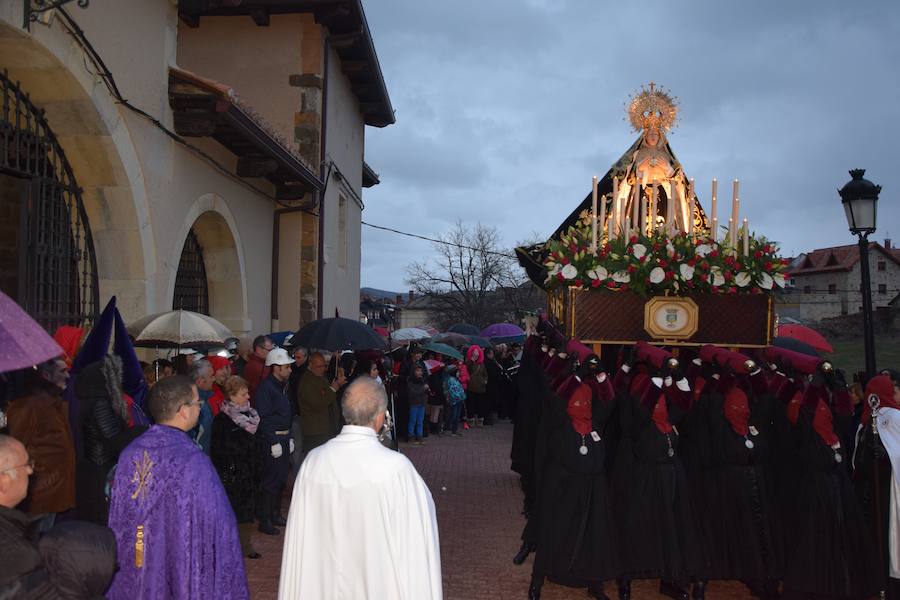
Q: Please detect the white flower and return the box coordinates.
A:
[649,267,665,284]
[758,272,774,290]
[631,244,647,259]
[666,242,676,257]
[679,263,695,281]
[695,244,712,257]
[587,266,608,280]
[711,268,725,287]
[773,273,786,288]
[735,272,751,287]
[561,264,578,280]
[612,270,631,283]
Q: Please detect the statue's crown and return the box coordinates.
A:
[627,82,678,133]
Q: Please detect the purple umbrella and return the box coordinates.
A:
[0,290,63,373]
[480,323,525,339]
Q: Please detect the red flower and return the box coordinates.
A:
[688,257,697,266]
[627,264,637,274]
[701,260,710,270]
[754,250,763,259]
[606,280,616,288]
[639,255,647,263]
[763,261,772,270]
[711,285,719,293]
[699,274,709,282]
[630,235,638,244]
[561,257,570,265]
[620,284,629,292]
[724,270,733,281]
[556,272,565,281]
[750,287,761,294]
[591,279,601,288]
[781,258,790,265]
[568,244,577,253]
[658,259,668,268]
[728,286,737,294]
[709,249,719,258]
[665,271,675,280]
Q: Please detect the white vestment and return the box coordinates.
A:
[875,407,900,579]
[278,425,442,599]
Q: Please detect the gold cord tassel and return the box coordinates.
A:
[135,525,144,568]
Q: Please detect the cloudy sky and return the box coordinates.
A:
[359,0,900,293]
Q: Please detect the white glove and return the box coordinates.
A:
[271,443,283,459]
[289,439,295,454]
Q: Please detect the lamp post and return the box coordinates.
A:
[839,168,881,382]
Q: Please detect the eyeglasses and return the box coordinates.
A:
[2,458,35,475]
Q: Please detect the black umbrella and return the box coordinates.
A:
[448,323,480,336]
[292,318,387,352]
[773,336,821,358]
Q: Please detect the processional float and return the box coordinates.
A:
[517,83,788,351]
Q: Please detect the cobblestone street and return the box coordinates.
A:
[246,422,752,599]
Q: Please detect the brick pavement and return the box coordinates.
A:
[245,423,754,599]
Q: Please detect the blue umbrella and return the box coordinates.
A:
[267,331,295,347]
[422,342,464,361]
[490,334,525,345]
[292,317,387,352]
[448,323,480,336]
[466,336,491,348]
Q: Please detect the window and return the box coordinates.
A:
[878,261,886,271]
[879,284,887,294]
[803,286,811,295]
[828,284,836,294]
[337,194,348,269]
[173,228,209,314]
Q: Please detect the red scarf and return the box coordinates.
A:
[652,396,674,434]
[567,383,593,435]
[723,386,750,437]
[812,399,839,447]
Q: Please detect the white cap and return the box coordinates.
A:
[265,347,293,367]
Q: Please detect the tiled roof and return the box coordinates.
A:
[788,242,900,277]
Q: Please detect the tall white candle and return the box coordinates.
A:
[728,218,735,247]
[598,194,607,244]
[640,190,647,236]
[650,180,658,234]
[742,218,749,256]
[591,175,599,252]
[688,195,695,237]
[732,179,740,228]
[666,183,675,233]
[711,178,718,231]
[711,217,718,242]
[632,173,641,234]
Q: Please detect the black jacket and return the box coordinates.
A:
[255,375,292,444]
[0,506,57,599]
[210,412,258,523]
[38,521,116,599]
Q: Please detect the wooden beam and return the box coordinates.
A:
[329,29,362,48]
[275,184,315,201]
[250,6,270,26]
[341,60,368,75]
[173,113,217,137]
[236,157,279,178]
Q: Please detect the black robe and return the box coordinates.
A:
[210,412,258,523]
[612,374,704,582]
[530,381,619,588]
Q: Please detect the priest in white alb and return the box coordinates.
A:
[278,376,442,599]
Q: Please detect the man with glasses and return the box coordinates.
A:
[244,335,274,401]
[106,376,249,599]
[0,434,58,598]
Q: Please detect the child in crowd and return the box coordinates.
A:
[443,364,466,437]
[407,365,429,444]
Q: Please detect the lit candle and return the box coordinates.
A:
[711,178,718,231]
[711,217,718,242]
[650,180,658,234]
[598,194,607,244]
[742,218,749,256]
[688,194,695,237]
[732,179,740,227]
[612,176,619,237]
[632,172,641,234]
[640,189,647,236]
[666,182,675,233]
[728,218,734,248]
[591,175,599,252]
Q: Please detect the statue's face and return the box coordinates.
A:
[645,128,660,147]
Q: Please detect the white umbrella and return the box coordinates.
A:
[391,327,431,342]
[127,309,232,347]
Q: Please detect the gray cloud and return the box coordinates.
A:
[361,0,900,291]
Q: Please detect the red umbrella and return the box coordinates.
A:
[777,324,833,353]
[373,327,390,338]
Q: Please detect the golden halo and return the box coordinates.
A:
[627,82,678,132]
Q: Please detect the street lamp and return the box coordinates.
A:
[839,168,881,381]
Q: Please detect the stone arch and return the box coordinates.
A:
[169,195,250,335]
[0,17,155,321]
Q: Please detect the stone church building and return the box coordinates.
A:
[0,0,392,336]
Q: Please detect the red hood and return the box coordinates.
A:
[466,345,484,364]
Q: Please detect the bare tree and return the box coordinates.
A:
[405,221,540,329]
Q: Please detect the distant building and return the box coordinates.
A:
[777,240,900,322]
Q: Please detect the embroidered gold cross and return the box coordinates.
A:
[131,451,154,502]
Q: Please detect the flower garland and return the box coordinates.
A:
[543,218,788,297]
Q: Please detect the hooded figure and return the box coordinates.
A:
[466,345,489,426]
[39,521,117,600]
[528,354,618,600]
[74,355,147,524]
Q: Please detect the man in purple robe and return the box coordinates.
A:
[106,376,249,599]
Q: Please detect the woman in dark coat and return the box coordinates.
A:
[210,375,261,559]
[529,355,618,600]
